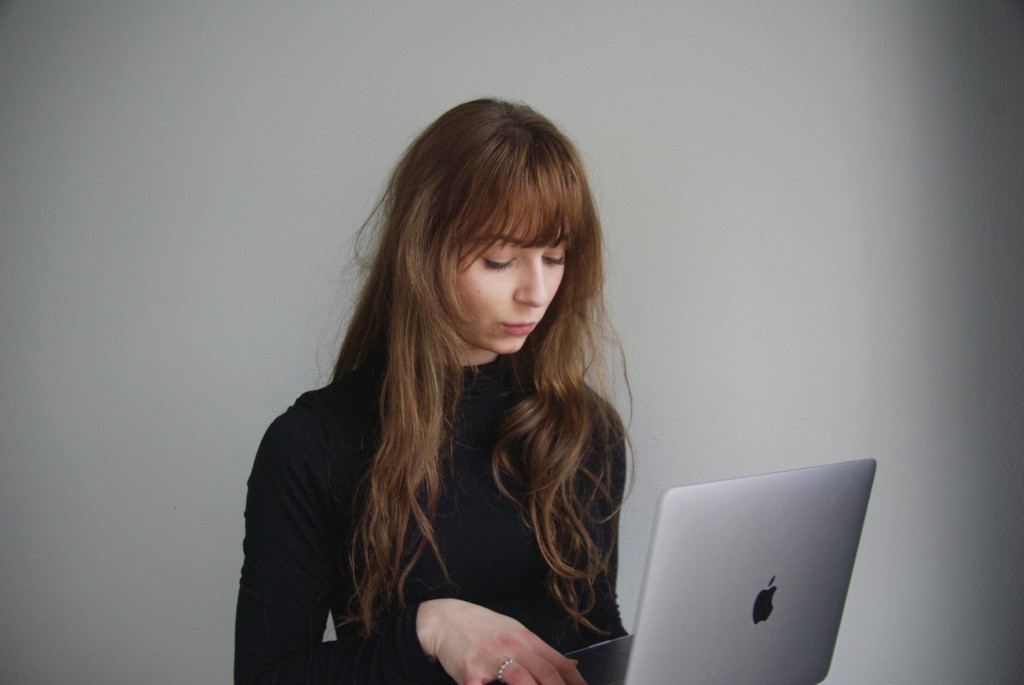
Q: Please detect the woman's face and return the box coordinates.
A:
[454,239,566,366]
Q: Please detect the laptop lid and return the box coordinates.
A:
[577,458,875,685]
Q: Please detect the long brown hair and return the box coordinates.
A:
[334,98,627,635]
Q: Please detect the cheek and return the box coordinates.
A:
[549,270,566,300]
[456,272,490,319]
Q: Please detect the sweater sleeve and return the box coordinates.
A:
[233,402,452,684]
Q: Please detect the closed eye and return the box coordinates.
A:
[543,255,566,266]
[484,259,513,270]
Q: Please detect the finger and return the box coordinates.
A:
[496,659,538,685]
[560,661,588,685]
[506,651,582,685]
[539,653,587,685]
[517,637,584,681]
[516,632,578,668]
[494,629,585,685]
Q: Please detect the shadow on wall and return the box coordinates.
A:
[919,4,1024,679]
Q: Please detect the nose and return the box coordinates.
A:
[514,259,549,308]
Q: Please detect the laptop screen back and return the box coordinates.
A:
[589,459,875,685]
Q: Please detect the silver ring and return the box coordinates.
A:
[496,657,517,682]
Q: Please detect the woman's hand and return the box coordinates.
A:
[416,598,587,685]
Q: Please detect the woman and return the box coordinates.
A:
[235,98,629,685]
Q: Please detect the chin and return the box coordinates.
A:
[498,340,527,355]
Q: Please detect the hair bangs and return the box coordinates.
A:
[457,141,587,262]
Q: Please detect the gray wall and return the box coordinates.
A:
[1,2,1021,683]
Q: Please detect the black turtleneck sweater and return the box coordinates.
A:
[234,359,627,684]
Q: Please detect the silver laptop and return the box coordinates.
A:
[569,459,876,685]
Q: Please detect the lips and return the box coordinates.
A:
[502,322,537,336]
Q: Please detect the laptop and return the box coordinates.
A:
[568,459,876,685]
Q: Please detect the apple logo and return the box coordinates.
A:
[752,576,777,624]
